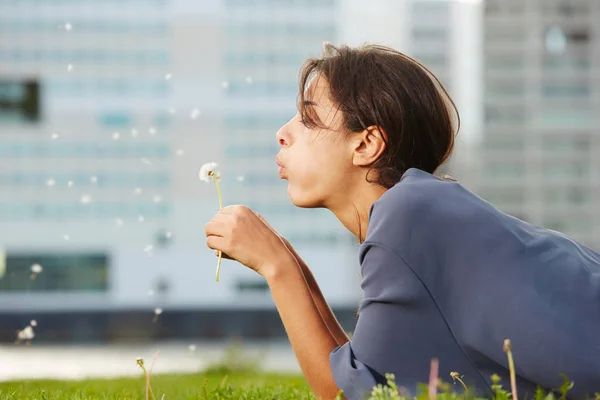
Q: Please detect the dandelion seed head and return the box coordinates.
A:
[164,73,172,80]
[46,178,56,187]
[19,326,35,340]
[30,320,37,327]
[154,307,163,315]
[64,23,72,31]
[199,162,219,182]
[51,133,59,139]
[67,64,73,71]
[90,176,98,184]
[175,149,184,156]
[80,194,92,205]
[149,127,157,135]
[136,357,144,366]
[31,264,43,274]
[112,132,120,140]
[67,181,74,188]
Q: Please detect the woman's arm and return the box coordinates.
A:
[263,254,343,400]
[282,238,351,347]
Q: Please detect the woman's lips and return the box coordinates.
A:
[276,159,285,177]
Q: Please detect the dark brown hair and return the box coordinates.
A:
[297,43,459,189]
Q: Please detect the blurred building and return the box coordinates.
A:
[0,0,483,342]
[474,0,600,248]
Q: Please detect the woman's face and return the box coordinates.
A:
[275,78,356,209]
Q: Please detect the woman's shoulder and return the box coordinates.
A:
[365,168,501,255]
[368,169,467,232]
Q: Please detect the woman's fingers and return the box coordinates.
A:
[214,249,233,260]
[205,214,230,237]
[206,235,227,253]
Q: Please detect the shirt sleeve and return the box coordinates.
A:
[329,342,381,400]
[328,242,428,400]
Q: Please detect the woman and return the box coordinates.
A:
[205,44,600,400]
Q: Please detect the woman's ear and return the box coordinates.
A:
[351,126,388,167]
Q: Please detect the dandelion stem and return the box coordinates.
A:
[503,339,518,400]
[213,175,223,282]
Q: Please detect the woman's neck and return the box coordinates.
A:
[328,183,388,243]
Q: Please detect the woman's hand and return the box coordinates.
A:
[205,205,293,277]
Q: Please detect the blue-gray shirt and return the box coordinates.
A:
[329,168,600,399]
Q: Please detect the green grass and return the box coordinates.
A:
[0,372,314,400]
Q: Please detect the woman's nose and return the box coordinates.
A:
[275,126,288,147]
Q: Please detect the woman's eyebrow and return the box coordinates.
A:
[304,100,318,106]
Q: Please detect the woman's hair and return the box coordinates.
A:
[297,43,460,189]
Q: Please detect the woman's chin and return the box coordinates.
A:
[287,185,319,208]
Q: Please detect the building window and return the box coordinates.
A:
[0,253,109,292]
[541,83,589,98]
[0,80,40,123]
[484,163,525,179]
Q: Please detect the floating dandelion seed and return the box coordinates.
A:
[30,264,43,280]
[141,158,152,165]
[221,81,229,89]
[236,175,245,182]
[131,128,139,138]
[134,187,143,195]
[51,133,59,140]
[90,176,98,184]
[46,178,56,187]
[152,307,163,322]
[148,289,154,296]
[153,195,162,203]
[67,181,74,188]
[63,234,70,241]
[199,162,224,281]
[245,76,253,84]
[138,215,145,223]
[15,325,35,347]
[30,320,37,327]
[149,127,157,135]
[63,23,72,31]
[144,245,153,252]
[175,149,184,156]
[165,232,172,238]
[112,132,120,140]
[188,344,196,352]
[115,218,124,227]
[190,108,201,119]
[164,73,172,80]
[80,194,92,205]
[67,64,73,71]
[168,107,176,115]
